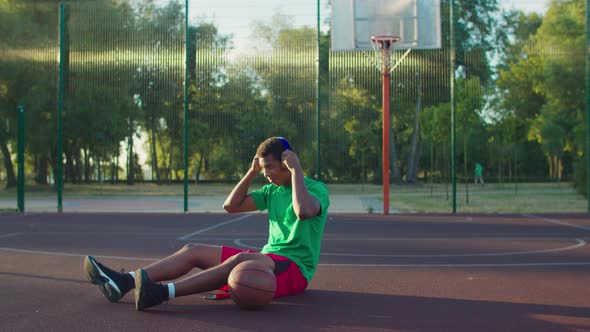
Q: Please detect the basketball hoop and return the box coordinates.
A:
[369,35,401,215]
[331,0,443,216]
[370,35,400,74]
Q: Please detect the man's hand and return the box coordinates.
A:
[282,150,302,172]
[250,156,262,174]
[282,149,321,220]
[224,155,261,213]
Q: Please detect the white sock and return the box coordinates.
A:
[129,271,136,281]
[167,283,176,300]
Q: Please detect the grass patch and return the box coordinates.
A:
[0,181,585,213]
[0,183,243,197]
[391,182,586,213]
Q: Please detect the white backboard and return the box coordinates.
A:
[331,0,442,51]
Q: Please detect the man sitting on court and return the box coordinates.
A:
[83,137,330,310]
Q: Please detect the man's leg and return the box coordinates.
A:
[142,243,223,282]
[135,252,274,310]
[84,243,222,303]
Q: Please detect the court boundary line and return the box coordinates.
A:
[1,247,589,267]
[179,236,584,241]
[523,214,590,232]
[0,247,157,261]
[318,262,590,267]
[233,238,587,258]
[176,214,253,240]
[0,232,22,239]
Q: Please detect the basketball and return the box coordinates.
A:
[228,260,277,310]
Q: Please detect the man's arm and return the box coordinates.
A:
[282,150,321,220]
[223,157,260,213]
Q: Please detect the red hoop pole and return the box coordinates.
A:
[382,51,390,215]
[371,35,398,215]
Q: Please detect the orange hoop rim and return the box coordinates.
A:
[370,35,401,50]
[371,35,401,50]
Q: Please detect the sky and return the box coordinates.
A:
[500,0,549,14]
[183,0,550,51]
[136,0,551,171]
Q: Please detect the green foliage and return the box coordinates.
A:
[451,0,502,85]
[333,77,380,182]
[497,0,586,188]
[0,0,587,213]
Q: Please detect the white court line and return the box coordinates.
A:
[234,239,259,249]
[318,262,590,267]
[0,247,157,261]
[523,214,590,232]
[0,246,588,267]
[308,236,580,241]
[176,214,253,240]
[0,232,22,239]
[234,238,587,258]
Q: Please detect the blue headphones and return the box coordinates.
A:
[277,137,291,150]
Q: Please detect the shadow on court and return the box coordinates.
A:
[1,212,590,331]
[131,290,590,332]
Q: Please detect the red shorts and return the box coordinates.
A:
[217,246,308,299]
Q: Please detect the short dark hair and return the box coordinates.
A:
[256,137,290,161]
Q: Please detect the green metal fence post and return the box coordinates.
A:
[17,105,25,213]
[586,0,590,212]
[57,3,66,213]
[450,0,457,214]
[316,0,321,180]
[183,0,189,213]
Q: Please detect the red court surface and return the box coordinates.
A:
[1,212,589,331]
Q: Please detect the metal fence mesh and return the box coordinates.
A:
[0,0,587,213]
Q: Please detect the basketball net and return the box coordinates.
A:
[370,35,399,74]
[368,35,412,75]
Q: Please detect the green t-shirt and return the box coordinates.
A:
[475,164,483,176]
[250,176,330,283]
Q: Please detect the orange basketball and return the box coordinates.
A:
[228,260,277,310]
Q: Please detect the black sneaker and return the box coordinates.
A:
[134,269,168,311]
[84,256,132,302]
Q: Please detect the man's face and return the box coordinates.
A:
[259,155,291,186]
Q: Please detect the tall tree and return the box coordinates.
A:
[497,0,585,183]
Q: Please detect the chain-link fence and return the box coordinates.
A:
[0,0,587,213]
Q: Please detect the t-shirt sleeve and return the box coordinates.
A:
[250,185,270,211]
[308,182,330,216]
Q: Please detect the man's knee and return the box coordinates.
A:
[180,243,202,253]
[177,243,222,267]
[180,243,219,253]
[228,252,275,271]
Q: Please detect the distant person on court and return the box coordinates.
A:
[474,162,484,184]
[83,137,330,310]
